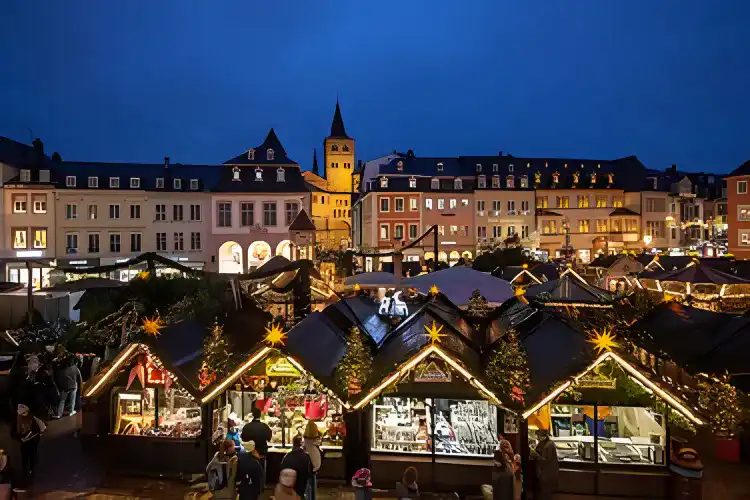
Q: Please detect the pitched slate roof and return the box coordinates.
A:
[288,209,316,231]
[730,159,750,177]
[224,128,296,165]
[0,136,47,168]
[329,101,349,139]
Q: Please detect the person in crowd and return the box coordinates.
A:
[227,414,242,449]
[207,438,238,500]
[351,468,373,500]
[237,440,264,500]
[302,421,322,500]
[11,404,46,485]
[241,407,272,492]
[280,435,312,499]
[530,429,559,500]
[395,466,419,500]
[275,469,300,500]
[53,355,82,419]
[513,454,523,500]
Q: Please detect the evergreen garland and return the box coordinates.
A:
[335,326,373,398]
[486,330,531,407]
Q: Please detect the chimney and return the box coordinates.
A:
[669,164,677,175]
[164,156,170,168]
[32,138,44,155]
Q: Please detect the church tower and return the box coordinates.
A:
[324,100,355,193]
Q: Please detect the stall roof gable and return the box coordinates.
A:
[525,268,616,305]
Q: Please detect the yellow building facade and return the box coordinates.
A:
[303,101,358,249]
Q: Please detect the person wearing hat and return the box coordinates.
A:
[237,440,264,500]
[351,468,372,500]
[11,404,46,485]
[280,436,313,499]
[529,429,558,500]
[226,413,242,449]
[302,421,322,500]
[275,469,300,500]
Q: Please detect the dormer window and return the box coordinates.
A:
[110,177,120,188]
[267,149,275,161]
[331,144,339,152]
[130,177,140,188]
[20,169,31,182]
[247,149,255,160]
[277,168,285,182]
[552,172,560,184]
[478,175,486,189]
[431,178,439,190]
[397,160,404,172]
[492,164,499,172]
[190,179,199,190]
[342,145,350,152]
[380,177,388,188]
[409,177,417,189]
[476,164,482,173]
[39,170,50,183]
[492,176,500,188]
[66,176,76,188]
[520,175,528,188]
[156,177,164,189]
[232,166,241,181]
[591,173,597,185]
[255,167,263,181]
[454,178,463,190]
[173,178,182,190]
[506,175,515,189]
[437,162,444,172]
[608,173,615,184]
[509,164,514,173]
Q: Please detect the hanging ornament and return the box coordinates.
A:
[126,355,146,390]
[199,361,216,390]
[136,270,151,280]
[423,320,446,344]
[587,328,619,355]
[429,284,439,296]
[141,315,165,337]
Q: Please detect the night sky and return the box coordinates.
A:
[1,1,748,172]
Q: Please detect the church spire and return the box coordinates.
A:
[329,100,349,138]
[312,148,319,176]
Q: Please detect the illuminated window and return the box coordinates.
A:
[380,177,388,188]
[492,176,500,188]
[13,229,27,249]
[431,178,439,190]
[520,176,528,188]
[425,198,433,210]
[577,196,589,208]
[556,196,569,208]
[613,197,624,208]
[409,177,417,188]
[596,195,607,208]
[380,224,389,240]
[449,199,457,209]
[477,175,486,189]
[579,220,590,233]
[506,175,515,188]
[255,168,263,181]
[536,197,548,209]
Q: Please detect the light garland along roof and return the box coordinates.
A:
[637,260,750,292]
[521,349,705,427]
[524,267,616,307]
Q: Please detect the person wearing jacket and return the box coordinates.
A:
[211,439,239,500]
[53,356,82,419]
[280,436,312,499]
[530,429,559,500]
[11,404,46,485]
[275,469,300,500]
[241,406,272,489]
[237,440,264,500]
[302,421,322,500]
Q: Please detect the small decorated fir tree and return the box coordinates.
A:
[203,322,232,379]
[467,289,490,317]
[335,326,373,397]
[486,330,531,407]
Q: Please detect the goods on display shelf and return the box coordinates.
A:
[112,386,202,438]
[372,396,498,457]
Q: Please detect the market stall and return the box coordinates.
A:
[524,267,617,308]
[82,320,208,475]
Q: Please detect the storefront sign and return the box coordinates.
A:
[413,360,451,383]
[577,374,617,390]
[265,357,301,377]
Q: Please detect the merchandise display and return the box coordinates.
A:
[372,397,498,457]
[528,404,666,466]
[112,386,201,438]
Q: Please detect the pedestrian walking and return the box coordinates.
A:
[241,407,272,492]
[280,435,312,499]
[206,439,238,499]
[237,440,264,500]
[275,469,301,500]
[53,355,82,419]
[530,429,559,500]
[11,404,46,485]
[302,421,322,500]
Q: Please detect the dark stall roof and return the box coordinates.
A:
[645,255,693,271]
[643,262,750,286]
[500,267,543,285]
[344,272,402,287]
[222,300,274,354]
[588,254,619,269]
[401,267,514,306]
[697,258,735,273]
[43,277,124,293]
[525,269,616,306]
[288,210,316,231]
[143,320,207,399]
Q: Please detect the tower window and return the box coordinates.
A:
[267,149,275,161]
[331,144,339,152]
[342,145,350,152]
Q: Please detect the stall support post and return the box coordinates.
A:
[430,401,436,491]
[26,261,33,325]
[154,387,160,430]
[432,226,438,272]
[519,419,530,500]
[593,404,599,496]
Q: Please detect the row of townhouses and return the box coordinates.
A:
[0,101,739,288]
[353,152,728,265]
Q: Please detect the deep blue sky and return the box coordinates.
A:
[1,1,748,172]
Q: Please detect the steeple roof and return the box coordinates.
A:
[329,100,349,139]
[312,148,319,176]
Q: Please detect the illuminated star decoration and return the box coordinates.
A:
[141,315,165,337]
[136,270,151,280]
[587,328,619,355]
[353,283,361,292]
[423,320,446,344]
[264,323,287,347]
[429,284,439,295]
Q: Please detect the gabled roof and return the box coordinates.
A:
[643,255,693,272]
[641,261,750,286]
[0,136,47,169]
[329,101,349,139]
[588,254,619,269]
[288,209,316,231]
[224,128,296,165]
[729,159,750,177]
[401,267,514,306]
[525,268,616,306]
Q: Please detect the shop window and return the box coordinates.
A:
[596,406,666,465]
[112,386,201,438]
[372,396,498,457]
[215,357,344,450]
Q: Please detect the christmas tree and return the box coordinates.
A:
[467,289,491,317]
[203,322,232,380]
[335,326,373,397]
[486,330,531,407]
[698,375,742,435]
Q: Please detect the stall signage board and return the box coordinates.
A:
[577,374,616,389]
[413,359,451,383]
[265,357,301,377]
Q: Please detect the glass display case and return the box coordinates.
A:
[112,386,201,438]
[372,396,498,457]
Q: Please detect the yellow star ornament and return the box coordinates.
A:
[136,270,151,280]
[424,320,446,344]
[264,323,287,347]
[587,328,619,355]
[141,315,165,337]
[429,284,440,296]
